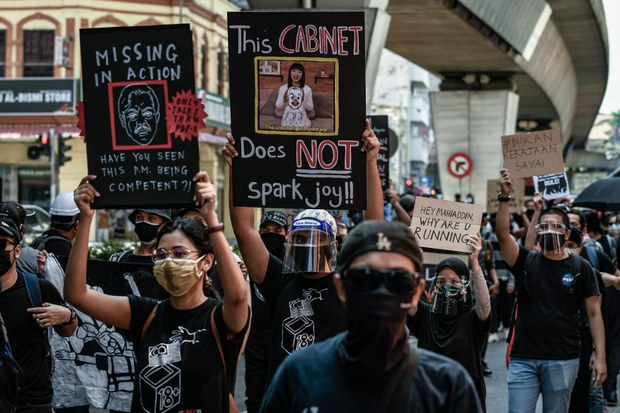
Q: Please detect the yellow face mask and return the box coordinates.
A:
[152,255,205,297]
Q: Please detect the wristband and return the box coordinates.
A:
[207,223,225,234]
[497,194,511,202]
[61,309,77,326]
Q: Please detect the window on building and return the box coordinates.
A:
[0,30,6,77]
[201,44,208,90]
[23,30,54,77]
[217,46,228,96]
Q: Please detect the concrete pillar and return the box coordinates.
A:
[430,90,519,206]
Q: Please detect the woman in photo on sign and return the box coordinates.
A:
[64,172,249,413]
[275,62,315,128]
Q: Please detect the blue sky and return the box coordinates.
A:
[600,0,619,114]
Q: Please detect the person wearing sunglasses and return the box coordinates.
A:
[0,211,78,413]
[260,220,482,412]
[497,169,605,413]
[406,232,491,411]
[65,171,249,413]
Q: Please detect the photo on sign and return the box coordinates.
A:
[533,171,570,200]
[255,57,337,136]
[108,80,171,151]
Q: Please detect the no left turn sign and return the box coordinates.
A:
[447,152,473,178]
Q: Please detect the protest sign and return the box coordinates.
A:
[411,197,483,253]
[228,12,366,209]
[534,171,570,200]
[368,115,389,192]
[486,178,526,213]
[501,129,564,179]
[80,24,202,209]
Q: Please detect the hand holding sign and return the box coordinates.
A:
[361,119,379,160]
[222,133,237,168]
[499,169,513,196]
[74,175,100,219]
[467,233,482,264]
[533,192,545,213]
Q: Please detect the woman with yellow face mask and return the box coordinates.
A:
[65,171,249,413]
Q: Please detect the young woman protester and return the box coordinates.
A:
[64,172,249,413]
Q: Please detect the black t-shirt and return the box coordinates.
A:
[128,296,247,413]
[408,302,489,409]
[0,272,66,405]
[509,246,600,359]
[260,332,483,413]
[32,229,72,257]
[259,255,346,379]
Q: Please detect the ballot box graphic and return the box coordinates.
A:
[139,364,181,413]
[282,315,315,354]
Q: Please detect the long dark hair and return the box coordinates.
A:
[156,217,213,256]
[287,62,306,88]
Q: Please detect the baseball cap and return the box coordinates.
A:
[336,220,422,272]
[260,210,288,230]
[128,209,172,224]
[0,201,33,226]
[0,213,21,242]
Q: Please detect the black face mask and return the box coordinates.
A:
[338,284,412,376]
[539,232,566,253]
[525,208,535,220]
[134,221,160,244]
[260,232,286,261]
[0,250,14,277]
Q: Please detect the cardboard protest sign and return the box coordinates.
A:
[501,129,564,179]
[486,178,526,213]
[411,197,484,253]
[228,12,366,209]
[80,24,202,209]
[369,115,389,192]
[534,171,570,200]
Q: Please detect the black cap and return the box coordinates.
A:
[260,210,288,230]
[128,209,172,224]
[399,194,416,212]
[0,201,31,226]
[0,213,21,242]
[337,220,423,272]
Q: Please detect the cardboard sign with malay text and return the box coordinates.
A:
[227,12,366,209]
[411,197,483,253]
[486,178,526,213]
[501,129,564,179]
[80,24,202,209]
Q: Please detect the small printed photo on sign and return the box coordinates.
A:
[533,171,570,200]
[108,80,171,151]
[255,57,337,135]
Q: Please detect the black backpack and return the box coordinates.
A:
[0,311,22,413]
[30,234,67,251]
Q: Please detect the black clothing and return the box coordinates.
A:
[408,301,489,409]
[30,229,72,257]
[508,246,600,360]
[0,273,66,407]
[260,254,346,379]
[260,332,483,412]
[128,296,247,413]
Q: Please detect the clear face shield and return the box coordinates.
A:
[536,218,567,254]
[430,274,470,316]
[282,218,336,274]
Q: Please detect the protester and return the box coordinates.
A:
[1,201,45,277]
[0,211,78,413]
[223,119,383,380]
[497,168,606,413]
[31,192,80,256]
[65,172,249,413]
[385,188,415,224]
[260,220,483,412]
[407,233,491,410]
[109,209,171,264]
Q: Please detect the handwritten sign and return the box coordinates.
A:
[486,178,526,213]
[369,115,389,191]
[80,24,200,209]
[411,197,483,253]
[534,171,570,200]
[501,129,564,179]
[228,12,366,209]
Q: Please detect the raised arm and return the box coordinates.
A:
[362,119,383,221]
[468,233,491,321]
[386,188,412,225]
[65,176,132,329]
[497,169,520,267]
[223,134,271,285]
[195,171,248,334]
[523,193,544,250]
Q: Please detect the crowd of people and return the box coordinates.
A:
[0,121,619,412]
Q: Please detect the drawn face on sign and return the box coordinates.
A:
[287,87,303,109]
[118,84,161,146]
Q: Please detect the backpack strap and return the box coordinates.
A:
[0,312,13,357]
[140,303,159,342]
[23,272,42,308]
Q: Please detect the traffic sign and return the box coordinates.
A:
[447,152,473,179]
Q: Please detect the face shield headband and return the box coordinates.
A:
[283,218,336,274]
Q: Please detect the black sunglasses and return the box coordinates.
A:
[343,266,420,294]
[0,239,16,251]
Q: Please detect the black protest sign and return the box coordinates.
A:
[228,12,366,209]
[369,115,389,192]
[534,171,569,200]
[80,24,202,209]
